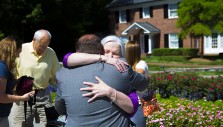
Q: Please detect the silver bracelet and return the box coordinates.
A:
[111,89,117,104]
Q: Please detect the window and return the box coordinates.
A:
[204,33,223,49]
[169,34,179,48]
[120,36,129,44]
[220,34,223,48]
[168,3,178,18]
[211,34,218,48]
[143,7,150,18]
[119,10,127,23]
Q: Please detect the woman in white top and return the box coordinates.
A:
[125,41,149,127]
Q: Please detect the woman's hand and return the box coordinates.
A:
[80,76,113,103]
[22,90,35,101]
[103,56,128,72]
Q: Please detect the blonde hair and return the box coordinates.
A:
[125,41,141,70]
[0,37,23,79]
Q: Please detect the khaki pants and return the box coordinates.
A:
[0,117,9,127]
[9,88,52,127]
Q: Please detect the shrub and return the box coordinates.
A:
[150,72,223,101]
[152,48,199,57]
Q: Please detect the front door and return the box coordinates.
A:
[140,33,152,54]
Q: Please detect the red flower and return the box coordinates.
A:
[156,77,161,80]
[166,75,172,80]
[192,77,196,81]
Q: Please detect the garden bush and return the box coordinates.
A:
[149,72,223,101]
[152,48,199,57]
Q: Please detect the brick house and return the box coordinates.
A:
[106,0,223,56]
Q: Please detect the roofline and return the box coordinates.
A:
[122,22,160,35]
[106,0,181,11]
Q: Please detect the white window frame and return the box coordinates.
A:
[142,7,150,18]
[119,10,127,23]
[204,34,223,54]
[169,33,179,49]
[168,3,178,19]
[120,36,129,44]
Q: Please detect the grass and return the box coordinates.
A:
[143,55,223,76]
[195,71,223,76]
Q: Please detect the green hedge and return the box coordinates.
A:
[152,48,199,57]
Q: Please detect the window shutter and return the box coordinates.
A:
[179,38,183,48]
[115,11,119,23]
[164,34,169,48]
[126,10,130,22]
[150,7,153,17]
[163,4,168,19]
[139,8,143,18]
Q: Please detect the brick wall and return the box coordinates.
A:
[108,5,194,49]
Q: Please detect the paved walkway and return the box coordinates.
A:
[147,62,223,68]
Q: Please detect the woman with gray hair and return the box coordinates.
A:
[63,35,139,117]
[101,35,126,58]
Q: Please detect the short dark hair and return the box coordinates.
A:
[75,34,104,54]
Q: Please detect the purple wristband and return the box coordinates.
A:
[63,53,73,68]
[128,91,139,117]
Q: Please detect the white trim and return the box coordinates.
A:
[122,22,150,35]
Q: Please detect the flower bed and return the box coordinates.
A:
[147,95,223,127]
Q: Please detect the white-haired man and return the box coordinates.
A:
[10,29,61,127]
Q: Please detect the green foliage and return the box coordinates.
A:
[0,31,4,40]
[0,0,112,60]
[25,4,43,23]
[152,48,199,57]
[146,56,188,63]
[177,0,223,39]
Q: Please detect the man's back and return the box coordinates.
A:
[56,62,148,127]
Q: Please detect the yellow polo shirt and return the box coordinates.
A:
[16,42,61,89]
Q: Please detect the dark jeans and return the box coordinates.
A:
[130,105,146,127]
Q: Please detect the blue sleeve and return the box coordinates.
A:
[128,67,149,91]
[0,61,9,78]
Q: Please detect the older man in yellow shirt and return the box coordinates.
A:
[10,29,61,127]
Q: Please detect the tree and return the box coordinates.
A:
[0,0,112,60]
[177,0,223,56]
